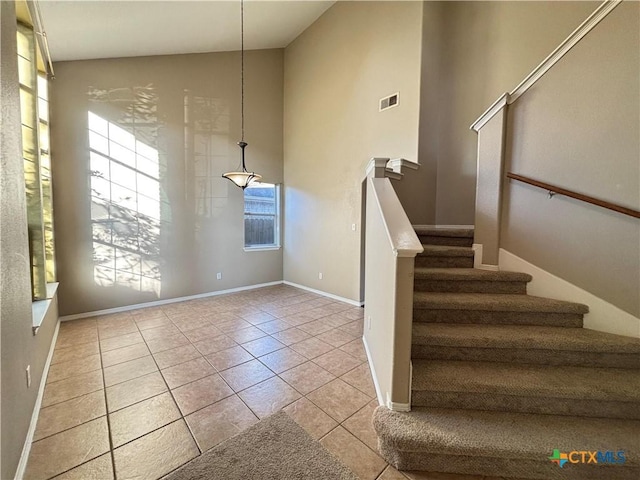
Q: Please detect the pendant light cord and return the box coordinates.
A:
[241,0,245,143]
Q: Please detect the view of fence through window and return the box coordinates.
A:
[244,183,280,248]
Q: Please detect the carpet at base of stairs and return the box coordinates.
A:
[373,406,639,480]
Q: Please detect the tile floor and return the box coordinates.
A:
[25,285,485,480]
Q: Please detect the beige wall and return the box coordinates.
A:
[501,2,640,317]
[1,2,59,477]
[423,1,598,225]
[51,49,284,316]
[283,1,423,302]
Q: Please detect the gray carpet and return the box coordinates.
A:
[164,411,357,480]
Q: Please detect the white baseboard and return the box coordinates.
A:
[59,281,285,321]
[472,243,500,271]
[15,319,60,480]
[282,281,363,307]
[362,336,384,407]
[499,249,640,338]
[413,224,474,229]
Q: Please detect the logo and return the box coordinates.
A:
[549,449,626,468]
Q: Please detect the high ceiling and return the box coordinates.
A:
[38,0,335,61]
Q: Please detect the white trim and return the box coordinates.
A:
[282,281,363,307]
[362,335,385,407]
[15,319,60,480]
[386,393,411,413]
[243,246,281,252]
[472,243,500,271]
[384,168,403,181]
[60,281,284,321]
[471,0,621,131]
[470,93,509,132]
[365,157,390,178]
[387,158,420,174]
[509,0,621,103]
[499,249,640,338]
[413,225,474,230]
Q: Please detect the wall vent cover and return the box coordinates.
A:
[379,92,399,112]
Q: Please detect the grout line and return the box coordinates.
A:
[96,323,118,478]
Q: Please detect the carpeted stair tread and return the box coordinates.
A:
[413,292,588,314]
[373,407,639,475]
[418,245,474,257]
[413,227,474,238]
[411,360,640,403]
[412,324,640,353]
[415,268,532,282]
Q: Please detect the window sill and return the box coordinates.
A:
[243,246,281,252]
[32,282,59,336]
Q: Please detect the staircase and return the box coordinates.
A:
[373,227,640,480]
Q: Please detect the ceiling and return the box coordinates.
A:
[38,0,335,61]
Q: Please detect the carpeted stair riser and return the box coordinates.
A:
[411,391,639,420]
[416,235,474,247]
[377,446,638,480]
[412,345,640,369]
[413,309,584,327]
[415,256,474,268]
[415,279,527,294]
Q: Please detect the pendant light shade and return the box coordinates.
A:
[222,0,262,189]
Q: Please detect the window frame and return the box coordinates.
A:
[243,182,281,251]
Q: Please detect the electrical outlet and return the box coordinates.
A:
[367,316,372,330]
[26,365,31,388]
[351,223,356,231]
[216,272,222,280]
[318,272,323,280]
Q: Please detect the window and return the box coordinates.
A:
[244,183,280,249]
[17,22,55,301]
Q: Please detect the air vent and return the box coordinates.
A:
[379,92,399,112]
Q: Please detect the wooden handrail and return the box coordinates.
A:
[506,173,640,219]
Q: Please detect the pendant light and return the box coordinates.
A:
[222,0,262,189]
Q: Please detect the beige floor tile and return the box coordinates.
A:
[322,313,353,329]
[205,345,253,371]
[52,453,113,480]
[113,420,198,480]
[343,401,379,452]
[42,369,103,408]
[52,342,100,365]
[255,318,293,335]
[134,315,172,331]
[182,324,223,343]
[290,337,334,359]
[378,465,410,479]
[140,324,183,340]
[172,317,213,332]
[219,359,275,392]
[227,325,268,344]
[153,343,202,369]
[340,320,364,337]
[106,371,167,412]
[298,319,334,336]
[320,426,386,480]
[283,397,338,439]
[146,332,190,353]
[161,356,216,389]
[238,376,301,418]
[192,334,237,355]
[100,331,144,352]
[110,392,181,447]
[34,390,106,441]
[216,317,253,333]
[240,311,277,325]
[270,327,311,346]
[281,312,316,327]
[257,347,307,374]
[46,354,102,384]
[313,349,363,377]
[55,330,99,349]
[240,336,285,357]
[306,378,370,422]
[101,342,150,368]
[185,395,258,451]
[172,374,234,415]
[97,321,138,340]
[103,355,157,387]
[341,363,377,398]
[279,361,335,395]
[315,328,357,347]
[26,417,109,480]
[339,338,369,362]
